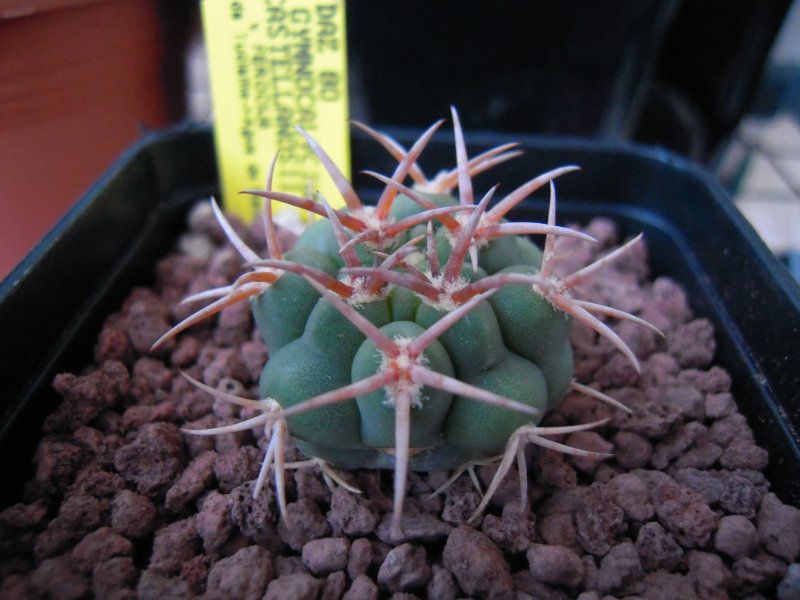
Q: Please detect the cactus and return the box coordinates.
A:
[153,108,661,533]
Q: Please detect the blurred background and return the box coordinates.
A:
[2,0,799,279]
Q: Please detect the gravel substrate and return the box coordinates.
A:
[1,204,799,600]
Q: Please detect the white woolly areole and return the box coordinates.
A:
[342,275,388,307]
[530,276,568,313]
[379,337,428,409]
[419,273,470,312]
[415,170,450,194]
[351,205,394,232]
[442,211,492,249]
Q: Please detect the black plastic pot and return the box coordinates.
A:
[1,124,798,509]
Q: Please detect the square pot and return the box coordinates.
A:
[1,123,798,509]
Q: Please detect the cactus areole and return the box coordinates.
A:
[153,109,661,530]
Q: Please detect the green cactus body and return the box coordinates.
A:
[249,247,339,351]
[254,195,571,470]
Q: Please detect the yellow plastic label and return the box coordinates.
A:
[201,0,350,222]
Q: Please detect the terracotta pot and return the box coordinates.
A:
[0,0,188,278]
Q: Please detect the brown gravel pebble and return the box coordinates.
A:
[733,551,788,591]
[0,499,48,556]
[120,400,177,432]
[263,571,322,600]
[692,366,733,393]
[202,346,251,388]
[375,512,453,545]
[110,488,157,539]
[515,568,572,600]
[213,444,262,492]
[205,545,274,600]
[196,489,234,553]
[535,447,579,490]
[165,448,217,512]
[538,487,587,516]
[758,493,800,562]
[95,320,137,366]
[31,439,85,497]
[668,318,716,368]
[558,388,615,424]
[303,537,351,576]
[687,549,732,597]
[70,526,133,573]
[322,570,347,600]
[240,339,269,381]
[274,554,305,577]
[708,412,755,447]
[651,421,707,469]
[79,465,127,498]
[595,540,643,595]
[672,467,724,505]
[653,480,719,548]
[527,543,584,588]
[441,476,482,524]
[640,570,700,600]
[443,525,513,600]
[92,556,138,599]
[661,385,706,421]
[632,468,676,498]
[113,422,187,498]
[576,483,626,556]
[612,431,653,470]
[616,317,660,359]
[426,564,459,600]
[376,543,431,593]
[46,360,131,434]
[721,439,770,471]
[34,494,105,560]
[606,473,654,522]
[673,441,723,470]
[180,553,211,594]
[720,472,763,517]
[214,301,253,347]
[278,498,333,552]
[538,511,581,553]
[566,431,615,474]
[328,485,379,537]
[594,353,640,388]
[715,514,759,559]
[481,501,537,554]
[635,521,684,571]
[137,569,192,600]
[123,289,175,355]
[170,335,202,368]
[294,468,332,504]
[621,400,682,438]
[346,537,374,580]
[705,391,736,419]
[30,554,89,600]
[343,573,379,600]
[227,482,280,549]
[642,351,680,383]
[148,517,200,576]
